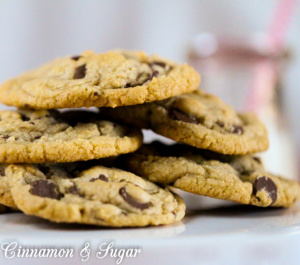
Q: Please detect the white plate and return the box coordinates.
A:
[1,196,300,265]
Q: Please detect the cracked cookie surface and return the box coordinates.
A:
[122,142,300,207]
[0,50,200,109]
[101,90,269,155]
[0,109,142,163]
[7,162,185,227]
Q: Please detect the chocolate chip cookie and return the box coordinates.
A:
[122,142,300,207]
[101,90,269,155]
[0,109,142,163]
[0,50,200,109]
[7,162,185,227]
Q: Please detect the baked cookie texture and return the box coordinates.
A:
[0,109,142,163]
[101,90,269,155]
[0,164,16,208]
[122,142,300,208]
[0,50,200,109]
[7,162,185,227]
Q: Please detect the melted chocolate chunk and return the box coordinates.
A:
[20,114,30,121]
[74,65,86,79]
[232,125,244,135]
[34,135,42,140]
[24,104,30,109]
[253,176,277,205]
[94,91,99,96]
[119,187,150,210]
[149,61,166,68]
[143,71,159,84]
[30,180,61,200]
[0,168,5,177]
[124,70,159,88]
[90,174,108,182]
[124,83,132,88]
[169,108,198,124]
[2,135,9,140]
[66,183,81,195]
[253,157,261,164]
[71,55,81,61]
[216,121,224,127]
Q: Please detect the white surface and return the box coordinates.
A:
[1,198,300,265]
[0,1,300,147]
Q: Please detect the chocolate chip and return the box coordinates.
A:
[151,70,159,79]
[20,114,30,121]
[30,180,61,200]
[94,92,99,96]
[119,187,150,210]
[74,65,86,79]
[0,168,5,177]
[24,104,30,109]
[34,135,42,140]
[253,157,261,164]
[232,125,244,135]
[149,61,166,68]
[169,108,198,124]
[29,121,35,125]
[253,176,277,205]
[216,121,224,127]
[66,183,81,195]
[2,135,9,140]
[143,71,159,84]
[90,174,108,182]
[71,55,81,61]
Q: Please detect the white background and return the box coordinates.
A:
[0,0,299,148]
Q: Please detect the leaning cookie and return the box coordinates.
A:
[122,142,300,208]
[101,90,269,155]
[0,50,199,109]
[0,109,142,163]
[7,163,185,227]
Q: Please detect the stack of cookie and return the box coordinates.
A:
[0,50,299,227]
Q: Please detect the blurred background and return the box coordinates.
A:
[0,0,299,179]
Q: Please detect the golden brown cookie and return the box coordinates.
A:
[0,50,200,109]
[101,90,269,155]
[122,142,300,208]
[7,162,185,227]
[0,109,142,163]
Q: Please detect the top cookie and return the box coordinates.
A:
[0,50,200,109]
[0,109,142,163]
[101,90,269,155]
